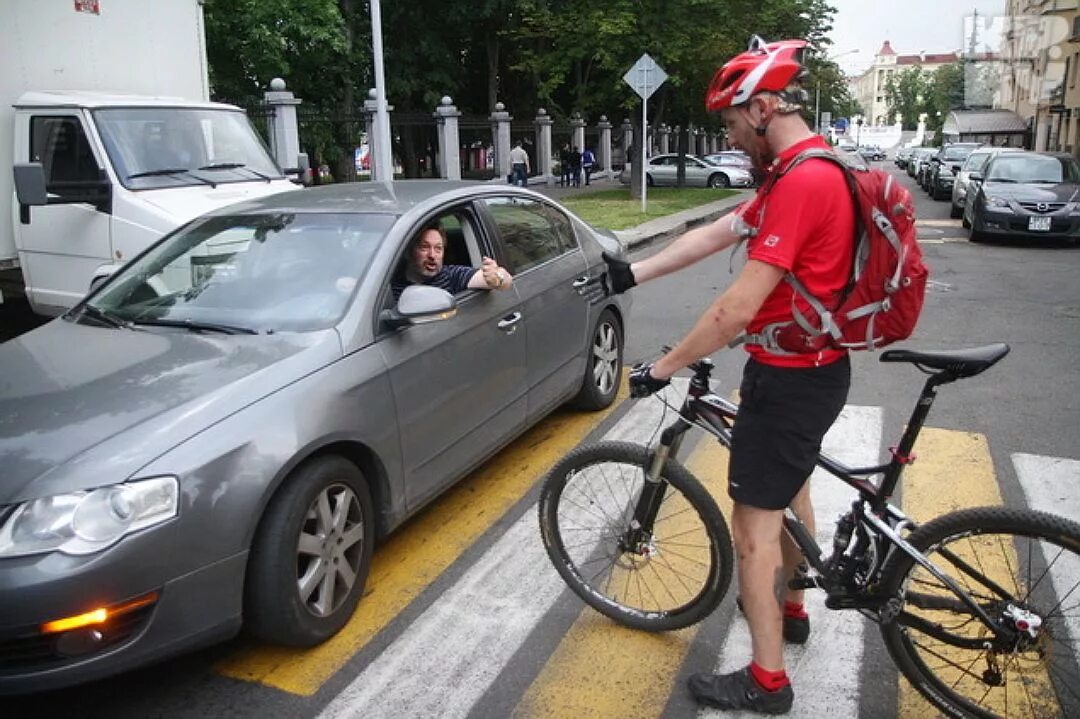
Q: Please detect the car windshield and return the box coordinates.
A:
[86,212,394,332]
[942,146,977,162]
[94,107,284,190]
[963,152,991,172]
[985,154,1080,184]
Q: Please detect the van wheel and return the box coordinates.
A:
[245,456,374,646]
[570,308,623,411]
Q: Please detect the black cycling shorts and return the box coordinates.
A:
[728,355,851,510]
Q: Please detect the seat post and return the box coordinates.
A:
[879,372,951,497]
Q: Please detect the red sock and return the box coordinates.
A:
[783,600,808,619]
[749,662,790,692]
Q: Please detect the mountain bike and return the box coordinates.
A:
[538,343,1080,718]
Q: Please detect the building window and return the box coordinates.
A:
[1073,52,1079,88]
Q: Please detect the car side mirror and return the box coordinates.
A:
[380,285,458,329]
[952,165,961,173]
[13,162,48,206]
[969,172,983,183]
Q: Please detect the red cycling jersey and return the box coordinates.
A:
[734,136,855,368]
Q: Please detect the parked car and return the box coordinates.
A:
[856,145,885,162]
[703,151,753,171]
[0,180,630,693]
[964,151,1080,243]
[894,147,914,169]
[950,146,1023,220]
[622,153,755,188]
[927,143,982,200]
[911,147,937,185]
[906,147,934,179]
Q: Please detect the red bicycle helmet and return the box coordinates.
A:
[706,36,809,112]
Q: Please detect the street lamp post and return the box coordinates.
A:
[815,49,859,135]
[855,116,864,147]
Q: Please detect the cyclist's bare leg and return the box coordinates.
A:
[781,481,814,606]
[731,502,786,671]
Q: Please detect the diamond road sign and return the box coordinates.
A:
[623,54,668,100]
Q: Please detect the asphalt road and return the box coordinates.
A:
[6,161,1080,717]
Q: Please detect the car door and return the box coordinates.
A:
[379,204,528,509]
[649,156,676,186]
[16,112,112,311]
[479,195,590,424]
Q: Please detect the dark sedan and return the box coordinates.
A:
[0,181,630,694]
[965,151,1080,243]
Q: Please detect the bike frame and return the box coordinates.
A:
[631,358,1017,641]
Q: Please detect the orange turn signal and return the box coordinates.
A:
[40,591,160,635]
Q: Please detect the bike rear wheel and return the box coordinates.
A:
[538,441,733,632]
[880,506,1080,718]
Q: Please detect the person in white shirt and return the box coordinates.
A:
[509,141,530,186]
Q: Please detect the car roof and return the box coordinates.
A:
[201,179,510,217]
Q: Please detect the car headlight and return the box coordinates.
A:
[986,197,1012,210]
[0,477,178,558]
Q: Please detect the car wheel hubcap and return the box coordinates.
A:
[591,321,619,395]
[296,483,365,617]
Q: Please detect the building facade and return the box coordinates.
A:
[999,0,1080,153]
[852,41,968,126]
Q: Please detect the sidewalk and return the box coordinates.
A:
[530,173,751,250]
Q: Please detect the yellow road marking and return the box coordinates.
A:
[514,433,732,719]
[897,428,1059,718]
[216,379,629,695]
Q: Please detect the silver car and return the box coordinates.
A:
[0,181,630,693]
[622,153,754,188]
[950,146,1022,221]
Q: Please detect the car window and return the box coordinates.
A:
[986,154,1077,184]
[963,152,990,172]
[29,116,102,193]
[91,212,392,332]
[483,197,577,273]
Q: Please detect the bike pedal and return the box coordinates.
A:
[788,577,820,591]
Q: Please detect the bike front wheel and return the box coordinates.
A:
[880,506,1080,718]
[538,441,733,632]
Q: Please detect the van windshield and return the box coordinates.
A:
[94,107,284,190]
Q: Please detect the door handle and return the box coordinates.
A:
[497,312,522,333]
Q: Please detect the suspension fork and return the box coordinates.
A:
[628,414,694,534]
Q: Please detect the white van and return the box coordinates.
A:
[2,0,298,315]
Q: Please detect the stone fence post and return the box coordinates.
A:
[597,116,612,178]
[490,102,512,181]
[535,109,554,184]
[264,78,303,172]
[434,96,462,181]
[364,88,394,181]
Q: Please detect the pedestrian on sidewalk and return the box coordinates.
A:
[559,143,572,186]
[582,147,597,185]
[592,35,854,716]
[509,140,530,187]
[570,147,583,187]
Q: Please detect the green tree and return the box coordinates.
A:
[925,61,967,133]
[885,67,929,131]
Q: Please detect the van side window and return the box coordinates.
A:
[30,116,101,192]
[481,197,577,274]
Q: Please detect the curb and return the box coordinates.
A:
[612,191,752,250]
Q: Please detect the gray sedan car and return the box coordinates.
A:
[621,153,755,188]
[0,181,630,693]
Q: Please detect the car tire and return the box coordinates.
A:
[570,308,623,411]
[708,173,730,189]
[968,214,985,243]
[949,203,962,219]
[245,455,374,646]
[646,174,654,187]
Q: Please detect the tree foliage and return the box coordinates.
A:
[204,0,838,178]
[885,61,968,134]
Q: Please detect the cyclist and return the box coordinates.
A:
[598,36,855,714]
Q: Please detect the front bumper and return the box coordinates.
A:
[0,543,246,695]
[976,208,1080,240]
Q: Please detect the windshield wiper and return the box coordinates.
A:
[131,317,259,335]
[70,304,133,330]
[987,178,1017,183]
[198,162,272,182]
[127,168,216,188]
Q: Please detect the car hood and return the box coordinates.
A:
[137,179,297,226]
[0,320,341,503]
[983,182,1080,203]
